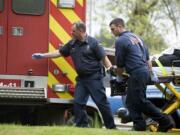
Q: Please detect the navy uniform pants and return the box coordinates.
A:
[73,76,115,129]
[126,67,171,131]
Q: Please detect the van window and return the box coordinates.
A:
[0,0,4,12]
[12,0,45,15]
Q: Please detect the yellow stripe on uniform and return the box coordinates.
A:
[51,0,81,23]
[77,0,84,7]
[49,43,77,84]
[50,15,71,44]
[48,71,73,99]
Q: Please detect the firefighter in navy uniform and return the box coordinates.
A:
[32,21,116,129]
[109,18,173,132]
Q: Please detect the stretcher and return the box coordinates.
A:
[110,60,180,132]
[147,60,180,132]
[105,47,180,132]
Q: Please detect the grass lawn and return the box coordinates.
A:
[0,125,179,135]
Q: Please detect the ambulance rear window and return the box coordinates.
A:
[12,0,45,15]
[0,0,4,12]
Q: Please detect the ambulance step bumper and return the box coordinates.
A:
[0,87,47,105]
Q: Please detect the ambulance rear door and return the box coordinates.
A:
[0,0,49,76]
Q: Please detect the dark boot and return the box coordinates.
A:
[157,114,174,132]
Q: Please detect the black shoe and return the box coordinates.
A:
[157,122,174,132]
[121,116,132,124]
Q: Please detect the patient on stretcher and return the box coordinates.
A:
[151,47,180,85]
[159,49,180,66]
[153,47,180,67]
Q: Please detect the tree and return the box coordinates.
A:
[96,28,115,48]
[161,0,180,36]
[126,0,167,54]
[93,0,180,54]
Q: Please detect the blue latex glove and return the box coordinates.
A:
[150,70,159,83]
[32,53,44,59]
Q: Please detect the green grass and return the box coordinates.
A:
[0,125,179,135]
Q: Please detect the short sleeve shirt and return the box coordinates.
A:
[115,31,149,74]
[59,36,106,76]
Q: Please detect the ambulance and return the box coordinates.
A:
[0,0,102,126]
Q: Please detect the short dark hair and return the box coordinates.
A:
[73,21,86,32]
[109,18,125,27]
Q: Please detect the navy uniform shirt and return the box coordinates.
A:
[59,36,105,77]
[115,31,149,74]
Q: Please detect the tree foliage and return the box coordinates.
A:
[93,0,180,54]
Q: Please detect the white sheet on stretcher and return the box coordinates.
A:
[152,67,180,77]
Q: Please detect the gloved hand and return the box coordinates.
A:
[32,53,44,59]
[150,70,159,83]
[106,66,116,76]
